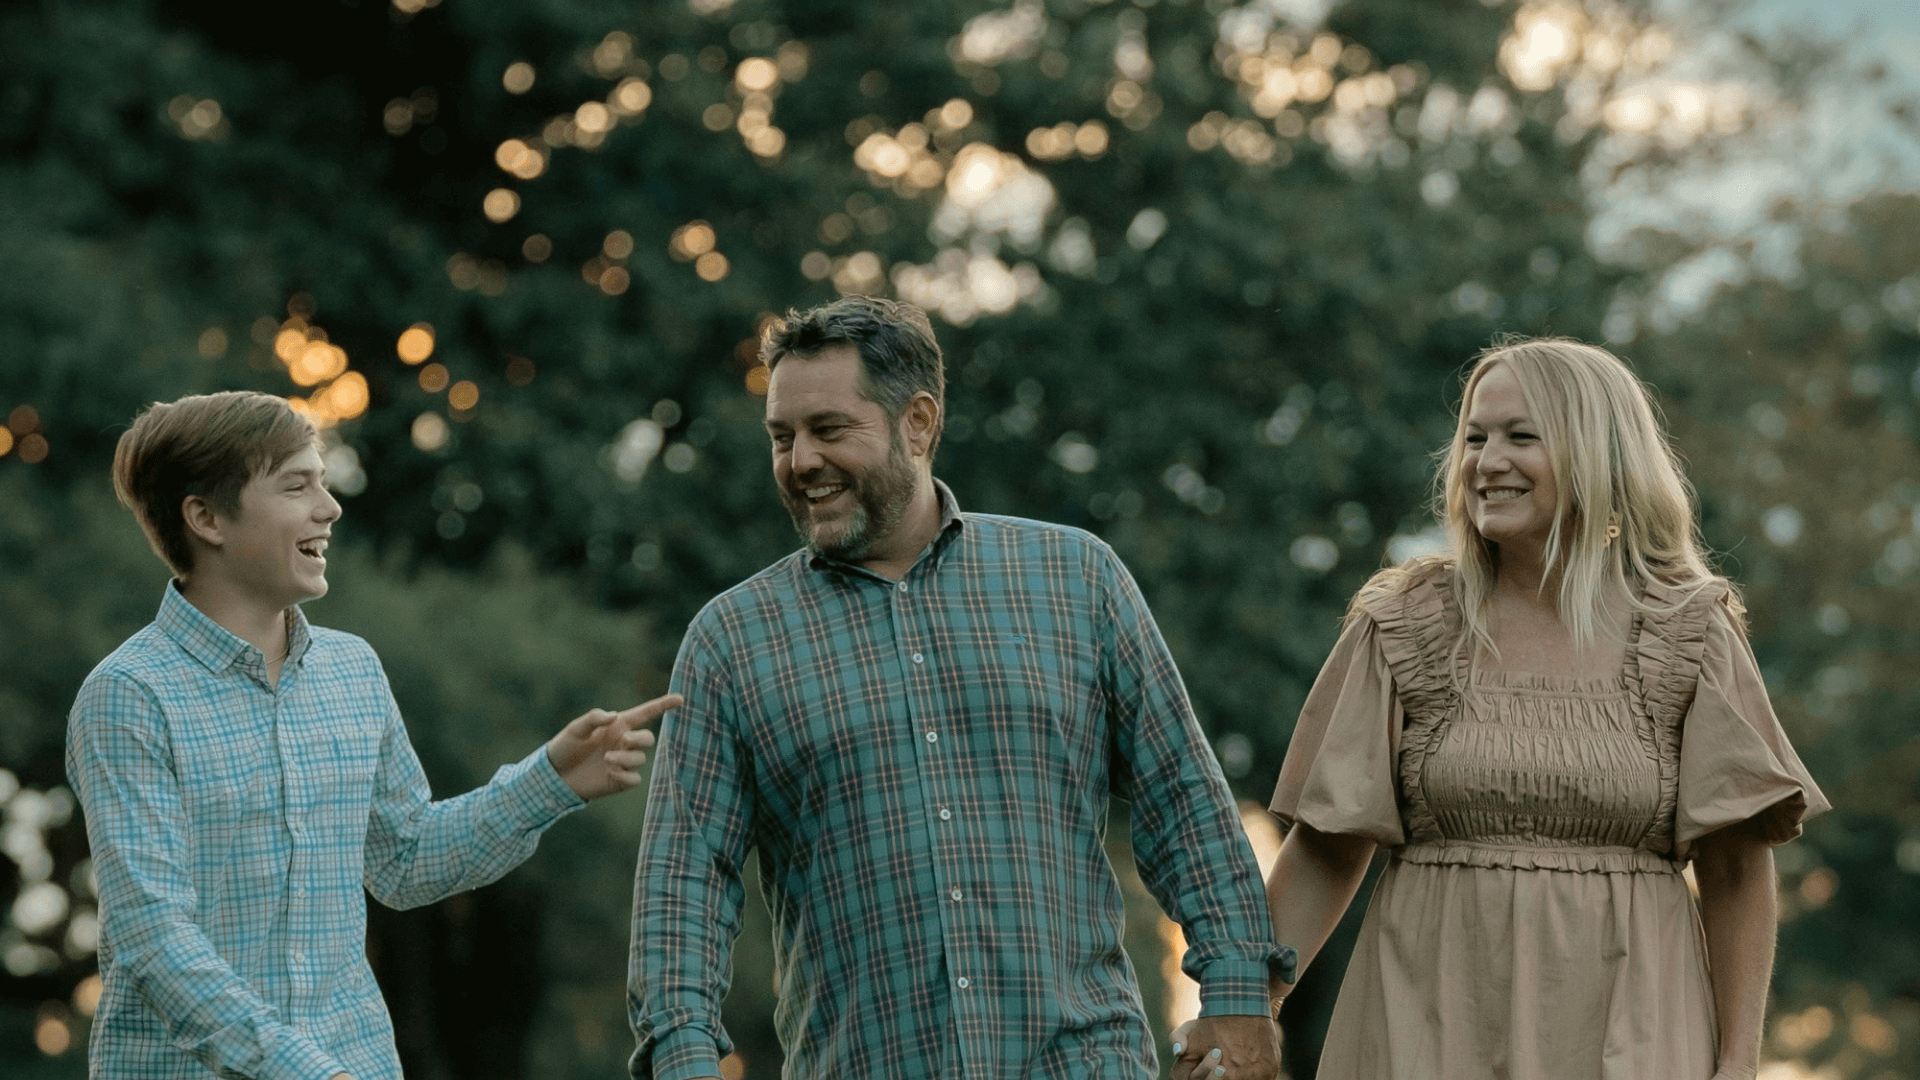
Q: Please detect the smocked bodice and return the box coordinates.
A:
[1423,673,1661,850]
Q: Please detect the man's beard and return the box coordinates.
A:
[779,435,918,563]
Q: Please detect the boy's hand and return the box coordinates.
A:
[547,694,683,801]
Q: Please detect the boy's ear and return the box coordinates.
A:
[181,495,224,551]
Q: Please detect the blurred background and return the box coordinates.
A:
[2,0,1917,1076]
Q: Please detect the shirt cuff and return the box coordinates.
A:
[647,1026,723,1080]
[260,1027,346,1080]
[494,744,588,828]
[1193,944,1297,1017]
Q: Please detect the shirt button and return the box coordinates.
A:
[950,889,963,901]
[912,652,925,664]
[925,731,938,744]
[293,951,306,964]
[956,977,970,989]
[296,888,307,899]
[938,808,952,821]
[898,582,909,592]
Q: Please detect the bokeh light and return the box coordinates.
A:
[419,363,450,393]
[448,380,480,411]
[411,412,449,451]
[494,139,547,180]
[502,61,536,94]
[522,233,553,262]
[603,230,635,259]
[694,251,730,282]
[612,78,653,115]
[483,188,521,223]
[397,324,435,364]
[671,221,717,260]
[197,327,228,359]
[735,57,779,93]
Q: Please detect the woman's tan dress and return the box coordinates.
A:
[1271,566,1828,1080]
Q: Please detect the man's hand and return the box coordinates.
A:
[547,693,683,800]
[1168,1014,1280,1080]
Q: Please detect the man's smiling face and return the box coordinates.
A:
[764,344,917,562]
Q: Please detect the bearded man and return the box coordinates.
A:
[627,295,1293,1080]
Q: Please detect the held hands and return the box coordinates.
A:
[1169,1014,1281,1080]
[546,693,684,801]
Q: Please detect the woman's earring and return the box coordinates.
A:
[1603,518,1621,547]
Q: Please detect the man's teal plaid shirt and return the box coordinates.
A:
[67,583,585,1080]
[630,485,1291,1080]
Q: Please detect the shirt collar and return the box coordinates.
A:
[156,580,313,677]
[805,478,967,579]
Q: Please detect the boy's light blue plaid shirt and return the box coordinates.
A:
[67,583,584,1080]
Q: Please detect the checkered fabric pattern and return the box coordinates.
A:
[629,484,1286,1080]
[67,583,584,1080]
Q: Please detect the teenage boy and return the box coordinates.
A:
[68,390,679,1080]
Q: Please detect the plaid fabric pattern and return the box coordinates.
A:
[630,484,1284,1080]
[67,583,584,1080]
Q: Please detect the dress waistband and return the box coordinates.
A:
[1391,840,1682,875]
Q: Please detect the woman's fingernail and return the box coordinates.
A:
[1210,1049,1222,1059]
[1170,1043,1183,1055]
[1214,1068,1226,1078]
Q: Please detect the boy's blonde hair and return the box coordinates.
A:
[112,392,318,578]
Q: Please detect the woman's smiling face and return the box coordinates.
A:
[1462,363,1559,558]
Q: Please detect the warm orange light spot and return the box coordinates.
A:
[289,342,347,387]
[34,1014,70,1056]
[505,356,536,385]
[494,139,546,180]
[671,221,716,260]
[735,57,779,93]
[522,234,553,263]
[747,127,786,157]
[483,188,520,223]
[744,365,771,395]
[694,251,730,282]
[197,327,229,359]
[73,976,102,1018]
[612,78,652,115]
[600,266,631,295]
[503,61,536,94]
[8,404,39,434]
[18,431,49,462]
[0,428,12,456]
[448,380,480,411]
[576,101,614,134]
[603,230,635,259]
[397,325,434,364]
[274,328,307,363]
[419,363,450,393]
[320,371,370,420]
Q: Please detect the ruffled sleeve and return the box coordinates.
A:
[1269,614,1406,847]
[1674,599,1831,851]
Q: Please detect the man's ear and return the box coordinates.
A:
[900,391,941,459]
[181,495,224,551]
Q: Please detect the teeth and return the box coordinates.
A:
[805,486,840,499]
[1483,489,1525,501]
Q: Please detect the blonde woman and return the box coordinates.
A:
[1257,339,1826,1080]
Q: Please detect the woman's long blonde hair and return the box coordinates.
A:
[1362,336,1727,657]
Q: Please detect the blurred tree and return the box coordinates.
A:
[2,0,1914,1076]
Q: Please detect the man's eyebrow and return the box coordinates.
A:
[765,409,861,429]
